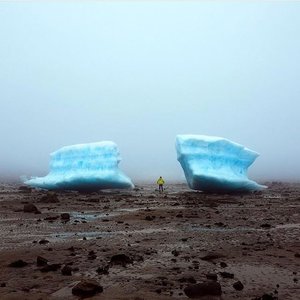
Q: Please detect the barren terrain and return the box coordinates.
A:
[0,182,299,299]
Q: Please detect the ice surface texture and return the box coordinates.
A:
[176,135,266,192]
[25,141,134,191]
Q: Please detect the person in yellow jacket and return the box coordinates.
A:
[157,176,165,193]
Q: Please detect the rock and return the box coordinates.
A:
[145,215,155,221]
[23,203,39,213]
[171,250,180,257]
[61,265,72,276]
[88,250,97,260]
[184,281,222,298]
[39,192,59,203]
[0,283,6,287]
[44,216,59,221]
[96,265,109,275]
[295,253,300,258]
[36,256,48,266]
[200,253,223,261]
[178,276,196,284]
[39,239,49,245]
[206,273,218,281]
[233,281,244,291]
[261,223,271,229]
[40,263,61,272]
[8,260,28,268]
[72,280,103,297]
[61,213,70,221]
[110,254,133,267]
[254,293,278,300]
[220,271,234,279]
[18,186,32,193]
[220,261,228,268]
[215,222,225,227]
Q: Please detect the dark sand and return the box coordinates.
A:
[0,182,299,299]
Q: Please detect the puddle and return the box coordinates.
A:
[274,223,300,229]
[51,227,176,241]
[68,206,185,221]
[188,225,257,232]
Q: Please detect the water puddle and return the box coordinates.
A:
[68,206,185,222]
[274,223,300,230]
[51,227,176,241]
[188,225,257,233]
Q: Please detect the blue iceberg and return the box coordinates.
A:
[176,135,266,192]
[25,141,134,191]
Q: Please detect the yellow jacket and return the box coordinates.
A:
[157,177,165,185]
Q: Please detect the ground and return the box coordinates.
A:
[0,182,299,299]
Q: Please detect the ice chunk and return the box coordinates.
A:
[25,141,134,191]
[176,135,266,192]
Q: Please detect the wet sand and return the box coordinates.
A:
[0,182,299,299]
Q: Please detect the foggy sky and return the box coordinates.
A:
[0,2,300,183]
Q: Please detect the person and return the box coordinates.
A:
[157,176,165,193]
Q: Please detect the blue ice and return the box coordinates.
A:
[25,141,134,191]
[176,135,266,192]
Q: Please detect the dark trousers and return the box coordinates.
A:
[159,184,164,192]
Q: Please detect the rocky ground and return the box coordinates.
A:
[0,182,299,300]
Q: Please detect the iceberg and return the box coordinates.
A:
[176,135,266,192]
[25,141,134,191]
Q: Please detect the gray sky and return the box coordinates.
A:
[0,2,299,183]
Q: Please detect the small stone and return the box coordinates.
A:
[61,213,70,221]
[36,256,48,266]
[96,265,109,275]
[39,239,49,245]
[233,281,244,291]
[200,253,223,261]
[72,280,103,297]
[39,192,59,203]
[8,260,28,268]
[23,203,39,213]
[61,265,72,276]
[184,281,222,298]
[206,273,218,281]
[178,277,196,284]
[40,264,61,272]
[261,223,271,229]
[110,254,133,267]
[220,271,234,279]
[220,262,228,268]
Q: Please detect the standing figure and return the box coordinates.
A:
[157,176,165,193]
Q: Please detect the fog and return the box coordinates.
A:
[0,2,299,183]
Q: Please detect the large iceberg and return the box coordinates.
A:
[25,141,134,191]
[176,135,266,192]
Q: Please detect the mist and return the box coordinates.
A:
[0,2,299,183]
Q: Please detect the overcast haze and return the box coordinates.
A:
[0,2,300,183]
